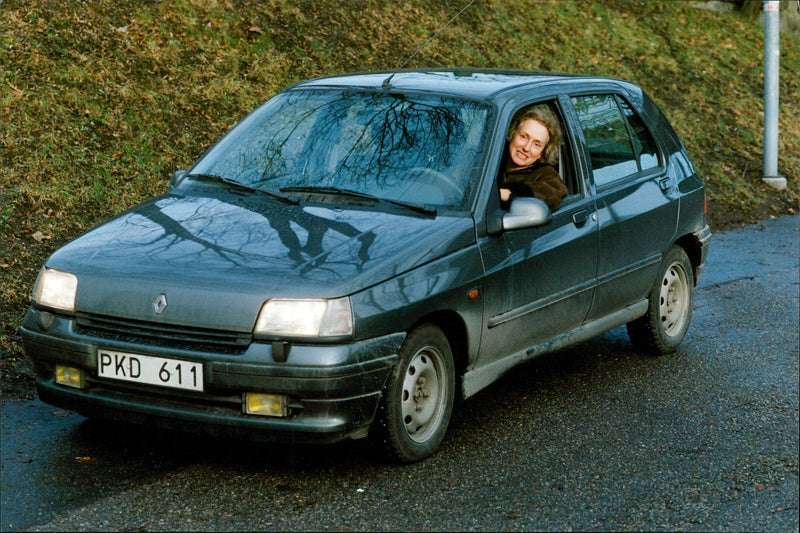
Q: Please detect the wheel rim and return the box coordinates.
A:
[401,346,447,444]
[659,261,690,337]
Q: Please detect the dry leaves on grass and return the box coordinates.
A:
[31,231,51,243]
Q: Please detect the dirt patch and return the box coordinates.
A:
[1,353,36,401]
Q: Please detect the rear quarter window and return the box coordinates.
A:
[618,98,660,172]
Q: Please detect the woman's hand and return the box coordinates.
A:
[500,188,511,202]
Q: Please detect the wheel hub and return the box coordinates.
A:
[659,263,689,336]
[401,350,444,442]
[413,376,430,411]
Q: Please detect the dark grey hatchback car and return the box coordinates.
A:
[22,69,710,462]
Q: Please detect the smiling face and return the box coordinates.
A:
[508,118,550,169]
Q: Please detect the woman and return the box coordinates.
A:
[499,106,568,210]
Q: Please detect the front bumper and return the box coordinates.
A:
[21,308,403,444]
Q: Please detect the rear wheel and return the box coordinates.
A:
[627,246,694,354]
[377,324,455,463]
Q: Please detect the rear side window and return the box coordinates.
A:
[571,94,660,187]
[618,98,660,172]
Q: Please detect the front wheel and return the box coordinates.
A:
[627,246,695,354]
[377,324,455,463]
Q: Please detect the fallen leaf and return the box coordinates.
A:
[31,231,51,243]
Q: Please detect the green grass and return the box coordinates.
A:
[1,0,799,363]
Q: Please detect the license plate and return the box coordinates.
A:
[97,350,203,392]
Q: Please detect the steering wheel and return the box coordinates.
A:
[408,167,462,200]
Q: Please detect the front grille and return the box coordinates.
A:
[75,313,252,354]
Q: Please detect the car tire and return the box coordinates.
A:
[626,245,694,354]
[377,324,455,463]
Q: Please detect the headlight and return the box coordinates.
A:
[33,268,78,312]
[254,297,353,337]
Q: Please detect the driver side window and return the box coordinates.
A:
[498,101,574,212]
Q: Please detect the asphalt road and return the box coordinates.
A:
[2,216,798,532]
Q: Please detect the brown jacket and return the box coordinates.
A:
[499,162,568,210]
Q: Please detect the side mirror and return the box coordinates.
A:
[168,169,188,190]
[502,197,552,231]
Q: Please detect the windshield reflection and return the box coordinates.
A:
[187,90,491,209]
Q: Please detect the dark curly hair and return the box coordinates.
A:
[506,106,563,166]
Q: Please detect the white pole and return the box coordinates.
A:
[763,0,786,189]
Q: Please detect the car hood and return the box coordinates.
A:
[46,192,476,332]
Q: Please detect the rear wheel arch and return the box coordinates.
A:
[674,233,702,285]
[627,245,694,354]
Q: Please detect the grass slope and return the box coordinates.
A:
[1,0,799,385]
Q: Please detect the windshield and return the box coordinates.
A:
[187,89,492,210]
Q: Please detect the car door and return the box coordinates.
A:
[475,97,599,368]
[569,93,678,321]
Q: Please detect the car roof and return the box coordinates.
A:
[292,68,637,102]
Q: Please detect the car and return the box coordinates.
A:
[21,69,711,463]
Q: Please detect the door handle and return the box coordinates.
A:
[659,177,674,194]
[572,209,590,226]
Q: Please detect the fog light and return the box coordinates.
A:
[243,393,289,417]
[55,365,86,389]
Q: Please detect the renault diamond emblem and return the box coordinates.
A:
[153,293,168,315]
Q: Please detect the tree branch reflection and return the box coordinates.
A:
[190,90,490,208]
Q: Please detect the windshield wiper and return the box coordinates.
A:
[186,173,255,192]
[185,174,298,205]
[279,186,436,216]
